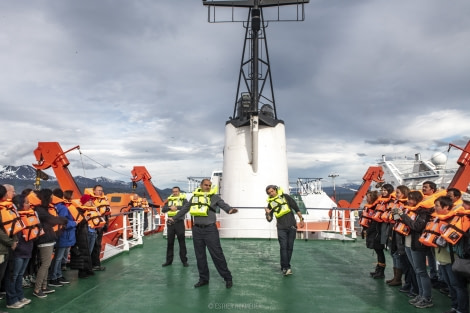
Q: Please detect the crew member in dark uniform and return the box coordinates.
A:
[168,179,238,288]
[161,186,188,267]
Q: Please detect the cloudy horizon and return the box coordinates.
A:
[1,0,469,190]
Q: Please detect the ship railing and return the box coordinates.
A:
[216,207,360,240]
[101,208,164,261]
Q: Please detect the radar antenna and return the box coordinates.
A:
[202,0,309,127]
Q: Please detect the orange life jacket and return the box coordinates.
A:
[440,207,470,245]
[382,198,406,224]
[48,204,60,232]
[65,200,85,224]
[26,192,41,207]
[141,198,150,213]
[93,197,111,216]
[393,205,418,236]
[371,196,391,222]
[419,214,449,247]
[18,209,44,241]
[79,205,106,229]
[360,200,378,228]
[0,201,24,237]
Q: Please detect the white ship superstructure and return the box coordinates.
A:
[379,152,458,190]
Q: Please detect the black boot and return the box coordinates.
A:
[373,263,386,279]
[370,264,379,277]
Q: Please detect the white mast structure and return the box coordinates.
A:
[202,0,309,237]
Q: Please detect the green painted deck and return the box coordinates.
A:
[14,234,457,313]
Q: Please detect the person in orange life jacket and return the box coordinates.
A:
[4,193,33,308]
[447,188,462,210]
[168,179,238,289]
[69,194,94,279]
[395,191,420,298]
[396,188,434,309]
[387,185,410,287]
[265,185,304,276]
[0,185,18,304]
[450,192,470,313]
[91,185,107,271]
[162,187,188,267]
[60,190,74,272]
[421,181,440,285]
[17,189,34,290]
[47,188,76,287]
[433,196,468,313]
[31,189,67,299]
[359,190,378,239]
[366,183,394,279]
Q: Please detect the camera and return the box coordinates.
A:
[392,208,401,221]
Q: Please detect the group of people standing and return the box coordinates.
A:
[164,180,304,289]
[0,184,109,311]
[362,180,470,312]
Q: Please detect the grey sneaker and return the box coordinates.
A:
[284,269,293,276]
[409,295,421,305]
[6,301,25,309]
[19,298,32,305]
[414,298,433,309]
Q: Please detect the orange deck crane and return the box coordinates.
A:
[335,166,385,231]
[337,166,385,210]
[447,140,470,192]
[32,142,133,254]
[131,166,165,232]
[32,142,82,198]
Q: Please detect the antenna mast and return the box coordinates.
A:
[203,0,309,127]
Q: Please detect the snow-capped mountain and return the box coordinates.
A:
[0,165,169,198]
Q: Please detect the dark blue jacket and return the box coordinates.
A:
[55,202,77,248]
[13,233,33,259]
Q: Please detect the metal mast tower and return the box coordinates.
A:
[202,0,309,221]
[203,0,308,126]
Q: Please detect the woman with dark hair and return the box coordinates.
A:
[387,185,410,287]
[31,189,67,299]
[366,183,394,279]
[397,190,434,308]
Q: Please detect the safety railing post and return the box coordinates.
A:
[122,213,129,251]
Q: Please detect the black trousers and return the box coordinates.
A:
[91,228,103,267]
[166,221,187,264]
[192,224,232,282]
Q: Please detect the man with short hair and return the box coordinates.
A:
[161,187,188,267]
[265,185,304,276]
[91,185,108,271]
[447,187,463,211]
[168,179,238,289]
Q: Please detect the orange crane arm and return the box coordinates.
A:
[131,166,164,209]
[32,142,82,198]
[337,166,384,209]
[448,141,470,192]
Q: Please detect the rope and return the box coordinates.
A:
[79,148,87,177]
[79,151,128,177]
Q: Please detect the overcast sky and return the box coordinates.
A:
[1,0,469,190]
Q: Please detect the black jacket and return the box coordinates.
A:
[400,207,433,252]
[35,206,67,245]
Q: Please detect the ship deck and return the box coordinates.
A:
[16,233,456,313]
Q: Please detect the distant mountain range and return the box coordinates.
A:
[0,165,172,201]
[1,165,359,204]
